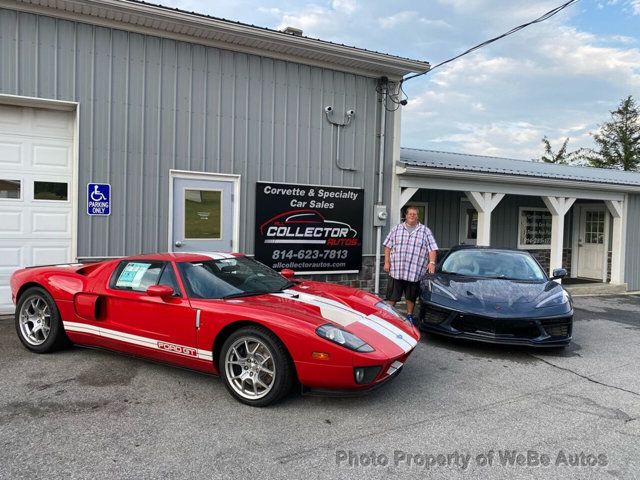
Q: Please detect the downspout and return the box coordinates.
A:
[374,82,387,296]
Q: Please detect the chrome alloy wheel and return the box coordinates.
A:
[224,336,276,400]
[19,295,52,346]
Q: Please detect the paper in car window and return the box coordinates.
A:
[117,262,152,288]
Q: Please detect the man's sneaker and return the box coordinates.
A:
[406,314,415,326]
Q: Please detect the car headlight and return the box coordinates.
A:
[316,324,374,352]
[375,301,403,320]
[536,290,570,308]
[431,281,457,300]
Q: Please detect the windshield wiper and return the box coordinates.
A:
[222,290,269,299]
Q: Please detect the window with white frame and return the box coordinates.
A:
[518,207,552,249]
[401,202,428,226]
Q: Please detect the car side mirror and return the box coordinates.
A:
[147,284,175,299]
[551,268,567,280]
[280,268,295,279]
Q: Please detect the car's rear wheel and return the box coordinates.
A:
[15,287,70,353]
[219,326,293,407]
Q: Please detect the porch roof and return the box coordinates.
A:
[400,148,640,187]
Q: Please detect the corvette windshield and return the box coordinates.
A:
[441,249,546,281]
[178,257,293,299]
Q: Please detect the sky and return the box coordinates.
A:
[161,0,639,160]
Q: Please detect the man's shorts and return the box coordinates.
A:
[385,277,420,303]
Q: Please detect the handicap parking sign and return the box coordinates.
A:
[87,183,111,216]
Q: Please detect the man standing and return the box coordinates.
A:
[383,206,438,325]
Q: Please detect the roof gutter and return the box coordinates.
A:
[397,164,640,194]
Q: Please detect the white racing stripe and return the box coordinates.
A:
[190,251,235,260]
[367,314,418,349]
[358,317,415,352]
[63,321,212,360]
[271,290,415,353]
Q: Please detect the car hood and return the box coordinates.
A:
[425,274,571,318]
[225,283,418,356]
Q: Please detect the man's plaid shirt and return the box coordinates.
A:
[383,222,438,282]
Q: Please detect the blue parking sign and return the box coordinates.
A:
[87,183,111,216]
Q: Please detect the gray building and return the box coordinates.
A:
[0,0,428,312]
[395,149,640,291]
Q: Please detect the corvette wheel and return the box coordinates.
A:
[15,287,70,353]
[220,326,293,407]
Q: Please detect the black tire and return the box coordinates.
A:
[219,326,293,407]
[15,286,70,353]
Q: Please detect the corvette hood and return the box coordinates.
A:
[426,275,569,318]
[231,286,418,356]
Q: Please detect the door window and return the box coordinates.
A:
[34,181,68,201]
[0,179,20,199]
[184,189,222,239]
[584,211,605,244]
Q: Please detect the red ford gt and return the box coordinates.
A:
[10,253,419,406]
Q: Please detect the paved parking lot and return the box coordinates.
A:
[1,295,639,479]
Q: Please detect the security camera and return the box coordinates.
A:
[324,106,333,113]
[346,109,355,116]
[400,99,408,106]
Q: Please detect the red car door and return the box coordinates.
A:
[93,260,200,368]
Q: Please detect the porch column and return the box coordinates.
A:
[542,196,576,279]
[605,200,625,284]
[465,192,505,246]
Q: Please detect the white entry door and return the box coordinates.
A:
[170,171,240,253]
[0,104,75,314]
[576,206,608,280]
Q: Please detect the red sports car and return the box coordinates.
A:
[10,253,419,406]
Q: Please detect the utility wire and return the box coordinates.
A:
[402,0,579,84]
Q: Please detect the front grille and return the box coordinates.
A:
[451,315,540,339]
[421,306,450,324]
[540,318,571,337]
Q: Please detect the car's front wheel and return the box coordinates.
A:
[219,326,293,407]
[15,287,70,353]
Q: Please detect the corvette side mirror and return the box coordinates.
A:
[551,268,567,280]
[280,269,295,279]
[147,285,175,299]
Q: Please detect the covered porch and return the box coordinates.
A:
[392,150,636,288]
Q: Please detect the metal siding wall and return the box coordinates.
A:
[625,194,640,290]
[0,9,386,257]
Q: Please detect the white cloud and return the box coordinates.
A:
[331,0,357,14]
[378,11,418,29]
[630,0,640,14]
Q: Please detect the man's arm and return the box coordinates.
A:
[427,249,437,274]
[384,246,391,273]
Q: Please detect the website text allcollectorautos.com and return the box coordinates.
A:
[336,449,608,470]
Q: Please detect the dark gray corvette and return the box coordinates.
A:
[419,246,573,347]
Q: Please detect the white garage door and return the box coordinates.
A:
[0,104,75,314]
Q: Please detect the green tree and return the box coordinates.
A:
[540,136,580,164]
[585,95,640,171]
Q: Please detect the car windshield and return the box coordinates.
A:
[177,257,293,299]
[441,249,546,281]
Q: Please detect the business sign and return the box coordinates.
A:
[87,183,111,216]
[255,182,364,273]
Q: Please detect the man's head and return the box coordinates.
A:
[405,206,419,226]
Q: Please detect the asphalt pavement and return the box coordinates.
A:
[1,295,639,479]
